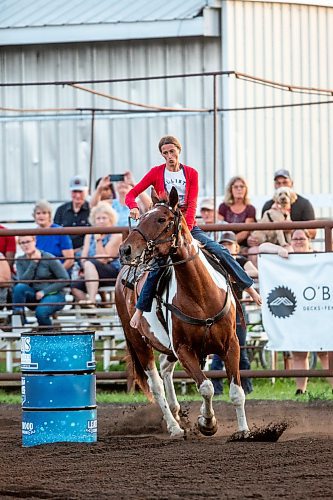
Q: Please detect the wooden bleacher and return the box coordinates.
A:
[0,286,126,373]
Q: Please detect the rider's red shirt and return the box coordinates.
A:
[125,164,199,230]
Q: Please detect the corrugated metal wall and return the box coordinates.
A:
[1,0,333,220]
[0,38,222,212]
[222,0,333,217]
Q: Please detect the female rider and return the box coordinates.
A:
[126,135,262,328]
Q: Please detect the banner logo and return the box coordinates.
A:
[267,286,297,318]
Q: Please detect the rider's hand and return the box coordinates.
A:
[130,208,140,220]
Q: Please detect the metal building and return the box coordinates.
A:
[0,0,332,219]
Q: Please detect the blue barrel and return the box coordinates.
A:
[22,374,96,409]
[22,409,97,446]
[21,331,97,447]
[21,331,95,372]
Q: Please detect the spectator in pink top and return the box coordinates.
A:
[218,176,256,252]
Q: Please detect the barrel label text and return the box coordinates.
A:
[22,421,35,435]
[87,419,97,433]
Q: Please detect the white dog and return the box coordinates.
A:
[251,187,297,247]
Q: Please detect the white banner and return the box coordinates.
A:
[258,253,333,351]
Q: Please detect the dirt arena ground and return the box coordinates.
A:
[0,400,332,499]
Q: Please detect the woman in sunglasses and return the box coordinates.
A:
[13,236,69,326]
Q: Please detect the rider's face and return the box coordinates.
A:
[161,144,180,171]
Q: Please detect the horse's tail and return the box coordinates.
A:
[124,335,153,401]
[115,272,153,401]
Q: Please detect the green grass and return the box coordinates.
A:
[1,377,331,405]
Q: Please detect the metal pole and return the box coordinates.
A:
[213,74,218,232]
[88,110,95,195]
[328,352,333,371]
[324,225,332,252]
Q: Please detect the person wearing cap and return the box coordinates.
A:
[54,175,90,253]
[126,135,262,329]
[199,198,226,241]
[262,169,315,234]
[210,230,258,395]
[247,169,316,251]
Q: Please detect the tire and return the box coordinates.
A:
[259,344,272,369]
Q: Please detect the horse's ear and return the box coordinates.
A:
[151,188,160,206]
[169,186,179,210]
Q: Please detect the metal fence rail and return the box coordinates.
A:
[0,219,332,386]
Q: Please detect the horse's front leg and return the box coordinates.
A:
[159,353,181,421]
[225,340,249,433]
[145,362,184,438]
[197,378,218,436]
[176,345,217,436]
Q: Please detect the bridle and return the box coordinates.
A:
[125,202,199,270]
[131,203,182,256]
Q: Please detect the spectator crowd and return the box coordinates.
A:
[0,158,330,396]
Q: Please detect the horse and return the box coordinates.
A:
[115,187,249,438]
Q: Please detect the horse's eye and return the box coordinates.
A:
[158,217,166,223]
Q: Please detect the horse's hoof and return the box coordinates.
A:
[198,415,218,436]
[169,426,185,439]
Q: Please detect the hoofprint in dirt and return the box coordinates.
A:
[0,401,332,500]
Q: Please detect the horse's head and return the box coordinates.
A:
[120,187,184,265]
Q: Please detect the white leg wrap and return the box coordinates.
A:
[229,379,249,432]
[159,354,180,420]
[146,366,184,438]
[199,379,215,419]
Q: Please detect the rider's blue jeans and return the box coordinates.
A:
[210,316,253,395]
[135,225,254,312]
[13,283,65,326]
[191,226,253,289]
